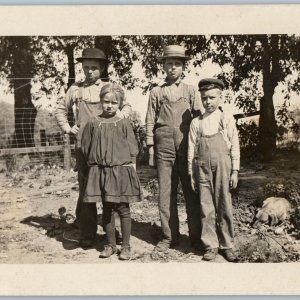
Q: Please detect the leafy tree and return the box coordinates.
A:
[0,36,94,147]
[0,36,36,147]
[130,35,300,161]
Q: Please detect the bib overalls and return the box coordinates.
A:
[154,83,201,246]
[194,114,234,250]
[75,84,102,240]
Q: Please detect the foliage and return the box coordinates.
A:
[236,120,259,152]
[238,233,299,263]
[130,110,147,164]
[2,35,300,154]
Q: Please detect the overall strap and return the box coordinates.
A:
[218,109,225,132]
[198,114,204,136]
[182,82,190,102]
[154,86,166,122]
[77,82,84,102]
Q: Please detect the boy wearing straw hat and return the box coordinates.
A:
[146,45,202,252]
[55,48,132,247]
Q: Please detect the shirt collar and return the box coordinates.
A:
[160,77,182,87]
[83,78,102,86]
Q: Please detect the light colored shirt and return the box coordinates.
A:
[188,109,240,175]
[55,79,132,133]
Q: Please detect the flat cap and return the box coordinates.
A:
[198,78,225,91]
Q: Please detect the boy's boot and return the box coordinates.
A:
[220,248,239,263]
[202,248,218,261]
[99,245,117,258]
[119,246,132,260]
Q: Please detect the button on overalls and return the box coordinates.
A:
[75,84,102,240]
[154,83,201,245]
[195,113,234,250]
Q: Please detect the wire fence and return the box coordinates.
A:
[0,107,75,171]
[0,105,299,173]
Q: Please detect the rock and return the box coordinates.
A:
[274,227,285,235]
[58,206,66,216]
[240,226,249,231]
[45,179,52,187]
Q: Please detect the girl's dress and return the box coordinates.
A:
[81,115,143,204]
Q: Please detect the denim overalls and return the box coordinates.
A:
[154,82,201,245]
[75,84,102,240]
[194,113,234,250]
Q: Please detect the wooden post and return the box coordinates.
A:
[63,133,71,171]
[40,129,46,146]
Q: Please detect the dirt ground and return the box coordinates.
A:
[0,150,299,264]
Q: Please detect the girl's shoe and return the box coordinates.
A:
[99,245,117,258]
[119,246,132,260]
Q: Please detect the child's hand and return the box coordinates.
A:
[230,171,238,189]
[69,125,79,135]
[189,173,197,192]
[148,146,155,167]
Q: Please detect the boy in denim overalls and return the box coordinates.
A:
[146,45,202,251]
[188,78,240,262]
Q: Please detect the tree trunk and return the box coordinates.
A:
[64,44,76,129]
[258,35,277,161]
[10,37,37,148]
[94,36,112,82]
[66,45,76,89]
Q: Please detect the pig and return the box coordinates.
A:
[254,197,291,227]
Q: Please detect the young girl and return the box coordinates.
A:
[81,83,143,260]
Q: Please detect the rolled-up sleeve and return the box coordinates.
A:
[227,116,240,171]
[55,86,75,133]
[145,89,157,146]
[190,86,203,118]
[118,100,132,118]
[188,118,199,175]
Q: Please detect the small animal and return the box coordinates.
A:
[254,197,291,227]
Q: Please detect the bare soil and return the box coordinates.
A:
[0,151,299,263]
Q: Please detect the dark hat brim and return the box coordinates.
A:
[76,57,107,62]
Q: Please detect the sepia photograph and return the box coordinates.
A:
[0,5,300,296]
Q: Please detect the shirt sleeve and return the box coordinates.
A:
[80,120,94,160]
[118,100,132,118]
[188,118,199,175]
[226,115,240,171]
[123,119,139,163]
[145,88,158,146]
[55,85,75,133]
[190,85,202,118]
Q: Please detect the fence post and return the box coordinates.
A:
[40,129,46,146]
[63,133,71,171]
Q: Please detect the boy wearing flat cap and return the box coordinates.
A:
[146,45,202,251]
[55,48,132,247]
[188,78,240,262]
